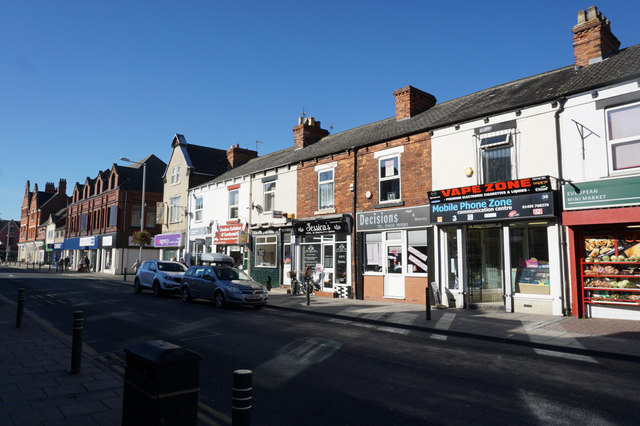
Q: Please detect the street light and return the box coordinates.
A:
[119,157,147,263]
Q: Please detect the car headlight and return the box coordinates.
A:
[227,286,241,293]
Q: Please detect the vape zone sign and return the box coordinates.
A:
[429,176,555,224]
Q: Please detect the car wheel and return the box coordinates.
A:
[134,279,142,294]
[214,291,225,308]
[181,287,192,302]
[153,281,161,297]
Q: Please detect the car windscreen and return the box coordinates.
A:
[213,267,251,281]
[157,262,187,272]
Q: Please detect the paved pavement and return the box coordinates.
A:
[2,264,640,424]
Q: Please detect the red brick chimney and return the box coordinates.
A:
[44,182,55,193]
[572,6,620,68]
[57,179,67,195]
[293,117,329,149]
[226,144,258,168]
[393,86,437,120]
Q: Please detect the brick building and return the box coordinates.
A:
[64,155,166,273]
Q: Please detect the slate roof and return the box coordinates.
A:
[115,155,167,193]
[184,144,230,177]
[198,42,640,187]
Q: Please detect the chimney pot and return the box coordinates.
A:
[572,6,620,67]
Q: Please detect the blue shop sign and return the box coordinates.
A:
[64,236,99,250]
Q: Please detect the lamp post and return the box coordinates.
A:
[119,157,147,262]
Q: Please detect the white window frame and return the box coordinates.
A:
[169,196,181,223]
[171,166,181,184]
[264,181,276,213]
[375,146,404,203]
[479,131,514,183]
[229,189,239,219]
[315,162,337,212]
[606,101,640,173]
[255,235,277,267]
[195,197,203,222]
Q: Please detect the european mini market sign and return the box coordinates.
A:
[562,176,640,210]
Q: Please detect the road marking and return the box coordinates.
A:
[533,348,598,363]
[254,338,342,390]
[431,312,456,340]
[199,401,231,425]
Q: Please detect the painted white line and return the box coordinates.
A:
[533,348,598,363]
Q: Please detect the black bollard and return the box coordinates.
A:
[232,369,252,426]
[123,268,127,282]
[16,288,25,328]
[425,286,431,321]
[70,311,83,374]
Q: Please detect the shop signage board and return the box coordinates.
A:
[154,233,182,248]
[357,206,430,231]
[293,217,352,236]
[562,176,640,210]
[430,190,555,224]
[428,176,551,204]
[214,223,244,245]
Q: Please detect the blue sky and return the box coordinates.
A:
[2,1,639,221]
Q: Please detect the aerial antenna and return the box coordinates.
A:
[329,122,335,134]
[255,140,263,154]
[300,106,306,118]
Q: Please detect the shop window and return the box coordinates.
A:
[378,156,401,202]
[318,170,334,210]
[510,222,549,295]
[364,233,382,272]
[447,228,459,290]
[195,197,203,222]
[606,102,640,171]
[170,196,181,223]
[255,235,277,267]
[407,229,428,274]
[229,189,239,219]
[264,181,276,212]
[480,133,513,183]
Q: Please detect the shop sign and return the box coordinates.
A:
[79,236,96,247]
[102,236,113,247]
[214,223,244,245]
[293,217,352,236]
[428,176,551,204]
[357,206,430,231]
[191,227,208,236]
[431,192,555,224]
[562,176,640,210]
[53,243,63,250]
[154,233,182,248]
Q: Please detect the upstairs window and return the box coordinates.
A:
[480,132,513,183]
[171,166,181,184]
[169,196,181,223]
[318,170,334,210]
[195,197,203,222]
[131,207,141,227]
[264,181,276,212]
[607,102,640,171]
[229,189,239,219]
[378,156,400,202]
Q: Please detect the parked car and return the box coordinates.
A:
[180,265,268,308]
[134,260,188,296]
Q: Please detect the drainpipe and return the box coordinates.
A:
[351,147,360,300]
[554,97,571,316]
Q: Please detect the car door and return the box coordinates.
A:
[199,267,216,301]
[138,261,152,287]
[191,266,207,298]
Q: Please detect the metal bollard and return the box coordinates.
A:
[232,369,252,426]
[70,311,83,374]
[123,268,127,281]
[425,286,431,321]
[16,288,25,328]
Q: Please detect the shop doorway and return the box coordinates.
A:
[467,226,504,305]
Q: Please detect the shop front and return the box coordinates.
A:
[357,206,431,304]
[154,232,183,261]
[430,176,563,315]
[249,226,292,289]
[64,236,99,271]
[563,176,640,321]
[292,215,352,298]
[214,221,248,270]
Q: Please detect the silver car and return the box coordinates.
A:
[134,260,187,296]
[180,265,268,308]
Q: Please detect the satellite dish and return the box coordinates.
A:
[252,203,263,214]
